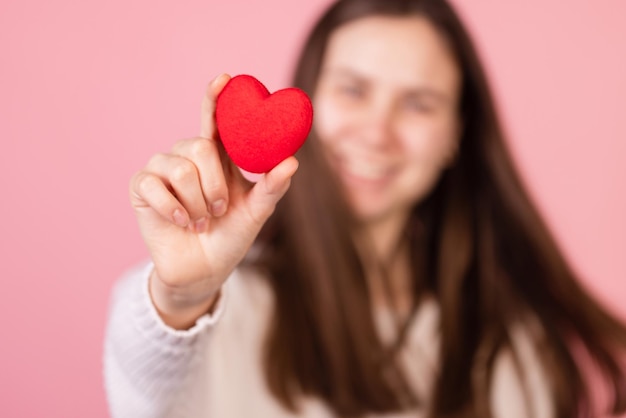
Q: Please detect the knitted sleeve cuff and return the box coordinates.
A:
[134,261,228,348]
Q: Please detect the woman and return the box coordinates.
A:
[104,0,626,417]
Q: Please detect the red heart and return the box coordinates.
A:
[215,75,313,173]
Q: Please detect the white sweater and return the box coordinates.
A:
[103,261,553,418]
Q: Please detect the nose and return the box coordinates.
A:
[358,99,396,149]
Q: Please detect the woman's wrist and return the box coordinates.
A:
[148,269,222,330]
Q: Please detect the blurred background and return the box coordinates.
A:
[1,0,624,416]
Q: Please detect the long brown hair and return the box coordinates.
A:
[252,0,626,416]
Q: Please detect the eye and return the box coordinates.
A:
[403,96,433,113]
[337,83,365,99]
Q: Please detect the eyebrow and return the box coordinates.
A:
[320,67,452,104]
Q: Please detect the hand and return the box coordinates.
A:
[129,74,298,328]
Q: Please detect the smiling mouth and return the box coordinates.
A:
[339,157,396,184]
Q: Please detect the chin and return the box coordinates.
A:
[349,200,399,226]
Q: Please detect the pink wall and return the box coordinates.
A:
[1,1,624,416]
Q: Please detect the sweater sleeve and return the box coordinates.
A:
[103,261,228,418]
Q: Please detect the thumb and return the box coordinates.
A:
[246,157,299,224]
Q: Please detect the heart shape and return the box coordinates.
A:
[215,74,314,173]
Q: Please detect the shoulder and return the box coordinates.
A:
[490,320,554,418]
[408,299,555,418]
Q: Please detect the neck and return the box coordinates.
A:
[361,211,410,263]
[356,211,414,320]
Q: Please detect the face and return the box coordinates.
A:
[313,15,462,228]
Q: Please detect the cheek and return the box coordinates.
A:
[400,118,458,166]
[312,97,336,144]
[312,96,357,146]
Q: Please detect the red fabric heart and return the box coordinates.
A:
[215,75,313,174]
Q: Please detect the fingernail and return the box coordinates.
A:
[211,199,226,217]
[194,217,207,233]
[173,209,188,226]
[211,73,227,87]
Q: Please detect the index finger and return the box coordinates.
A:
[200,73,231,139]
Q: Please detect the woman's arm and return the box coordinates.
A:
[103,261,228,418]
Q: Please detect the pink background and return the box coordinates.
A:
[1,1,624,416]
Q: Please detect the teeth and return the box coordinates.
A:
[344,159,388,180]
